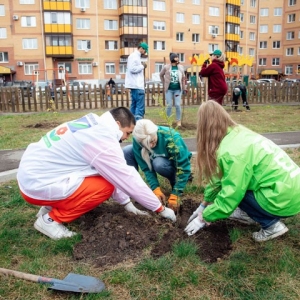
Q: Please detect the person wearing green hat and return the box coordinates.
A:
[199,49,228,105]
[125,42,148,121]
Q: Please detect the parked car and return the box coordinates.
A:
[256,79,282,86]
[56,81,86,94]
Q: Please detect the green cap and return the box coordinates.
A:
[210,49,222,57]
[139,42,148,54]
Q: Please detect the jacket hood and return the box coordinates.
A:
[212,59,225,69]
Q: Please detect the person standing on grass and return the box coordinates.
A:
[123,119,192,212]
[232,81,250,111]
[185,100,300,242]
[125,42,148,121]
[199,49,228,105]
[160,53,186,127]
[17,107,176,240]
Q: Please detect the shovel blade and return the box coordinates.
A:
[48,273,105,293]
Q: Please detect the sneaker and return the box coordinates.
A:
[34,216,77,240]
[177,121,182,127]
[229,207,256,225]
[253,221,288,242]
[246,106,250,111]
[36,206,52,218]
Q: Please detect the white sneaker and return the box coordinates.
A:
[253,221,288,242]
[229,207,256,225]
[34,216,77,240]
[36,206,52,218]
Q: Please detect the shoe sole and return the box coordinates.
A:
[253,227,289,242]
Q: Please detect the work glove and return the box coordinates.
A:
[187,203,206,224]
[184,216,206,236]
[124,202,150,216]
[168,194,179,212]
[142,62,147,69]
[153,187,166,202]
[204,59,210,65]
[159,206,176,222]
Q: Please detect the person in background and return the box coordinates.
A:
[106,84,111,101]
[232,80,250,111]
[125,42,148,121]
[17,107,176,240]
[185,100,300,242]
[123,119,192,212]
[107,78,116,94]
[199,49,228,105]
[160,53,186,127]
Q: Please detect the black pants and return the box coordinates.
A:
[232,92,250,110]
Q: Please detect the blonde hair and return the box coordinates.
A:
[133,119,158,170]
[216,53,225,62]
[196,100,237,184]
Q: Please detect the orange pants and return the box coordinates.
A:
[19,176,114,223]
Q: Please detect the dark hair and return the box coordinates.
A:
[110,107,136,128]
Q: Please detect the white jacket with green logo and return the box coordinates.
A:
[203,126,300,222]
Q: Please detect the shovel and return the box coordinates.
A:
[0,268,105,293]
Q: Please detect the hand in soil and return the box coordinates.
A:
[159,206,176,222]
[124,202,150,216]
[184,217,206,236]
[187,203,206,223]
[167,194,179,212]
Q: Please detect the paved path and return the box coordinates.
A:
[1,131,300,183]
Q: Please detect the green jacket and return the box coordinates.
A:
[132,126,192,195]
[203,126,300,222]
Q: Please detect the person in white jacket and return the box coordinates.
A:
[125,42,148,121]
[17,107,176,240]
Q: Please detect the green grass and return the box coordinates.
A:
[0,106,300,299]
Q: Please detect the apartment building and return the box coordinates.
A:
[0,0,299,84]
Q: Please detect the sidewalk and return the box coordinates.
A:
[1,131,300,183]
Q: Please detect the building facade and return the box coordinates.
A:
[0,0,299,84]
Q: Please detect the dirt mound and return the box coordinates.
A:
[73,199,236,268]
[25,122,60,129]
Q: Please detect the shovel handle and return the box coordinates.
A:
[0,268,43,283]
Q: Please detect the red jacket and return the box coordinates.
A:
[199,59,228,104]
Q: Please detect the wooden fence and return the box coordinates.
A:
[0,82,299,113]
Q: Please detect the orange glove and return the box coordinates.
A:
[168,194,179,211]
[153,187,166,202]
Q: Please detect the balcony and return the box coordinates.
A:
[44,24,72,33]
[46,46,73,57]
[43,0,71,11]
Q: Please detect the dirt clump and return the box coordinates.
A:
[25,122,60,129]
[73,199,237,268]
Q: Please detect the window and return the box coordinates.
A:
[119,64,126,74]
[249,48,255,56]
[288,0,296,5]
[0,52,8,62]
[153,21,165,30]
[176,32,184,42]
[104,20,118,30]
[208,44,218,53]
[24,63,38,75]
[286,48,294,56]
[259,58,266,66]
[58,62,72,74]
[209,7,219,16]
[249,32,255,41]
[274,8,282,16]
[155,63,164,73]
[287,31,295,40]
[153,1,165,11]
[226,41,238,52]
[105,63,115,74]
[21,16,36,27]
[105,41,118,50]
[260,41,267,48]
[240,0,244,4]
[192,0,200,4]
[240,31,244,38]
[20,0,35,4]
[176,13,184,23]
[0,28,7,38]
[273,41,280,49]
[79,63,92,74]
[76,19,90,29]
[120,15,147,27]
[238,46,243,54]
[260,8,268,16]
[104,0,117,9]
[75,0,90,8]
[192,14,200,24]
[272,58,280,66]
[285,65,293,75]
[77,40,91,50]
[0,5,5,16]
[177,0,184,2]
[44,12,71,25]
[273,25,281,33]
[45,35,71,46]
[154,41,165,50]
[226,23,240,34]
[250,0,256,7]
[288,14,296,23]
[209,25,219,35]
[178,53,185,62]
[298,47,300,55]
[240,13,244,22]
[250,15,256,24]
[260,25,268,33]
[192,33,199,43]
[22,38,37,49]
